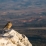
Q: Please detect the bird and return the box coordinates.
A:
[3,21,12,30]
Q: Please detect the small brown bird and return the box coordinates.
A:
[4,21,12,30]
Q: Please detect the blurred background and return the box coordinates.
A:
[0,0,46,46]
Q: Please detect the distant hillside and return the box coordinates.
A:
[0,0,46,10]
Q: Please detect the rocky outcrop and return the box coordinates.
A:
[0,29,32,46]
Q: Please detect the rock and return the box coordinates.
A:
[0,29,32,46]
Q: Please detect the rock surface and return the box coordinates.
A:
[0,29,32,46]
